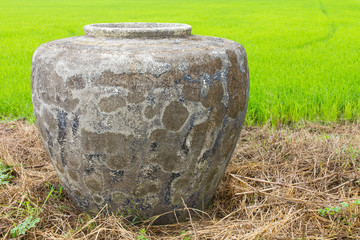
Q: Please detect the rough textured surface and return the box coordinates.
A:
[84,23,192,39]
[31,23,249,222]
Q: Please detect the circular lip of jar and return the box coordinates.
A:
[83,22,192,39]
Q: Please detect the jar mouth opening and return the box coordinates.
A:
[83,22,192,39]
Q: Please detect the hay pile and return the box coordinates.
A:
[1,121,360,239]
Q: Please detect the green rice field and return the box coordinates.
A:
[1,0,359,125]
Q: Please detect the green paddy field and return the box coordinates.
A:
[1,0,359,125]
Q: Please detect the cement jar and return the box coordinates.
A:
[31,23,249,223]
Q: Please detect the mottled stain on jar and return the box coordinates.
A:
[162,101,189,131]
[66,75,86,89]
[84,172,104,193]
[188,56,223,77]
[92,194,104,205]
[68,169,79,181]
[133,181,160,198]
[182,82,201,102]
[144,105,157,119]
[98,95,126,113]
[106,154,131,169]
[152,151,181,172]
[201,81,224,108]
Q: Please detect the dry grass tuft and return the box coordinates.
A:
[1,121,360,239]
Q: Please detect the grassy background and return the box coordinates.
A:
[1,0,359,125]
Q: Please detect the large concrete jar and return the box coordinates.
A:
[31,23,249,222]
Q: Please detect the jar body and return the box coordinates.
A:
[31,24,249,222]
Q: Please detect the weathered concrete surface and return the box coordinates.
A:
[84,22,192,39]
[31,23,249,222]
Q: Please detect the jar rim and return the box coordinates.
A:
[83,22,192,39]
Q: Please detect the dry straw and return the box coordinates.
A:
[1,121,360,239]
